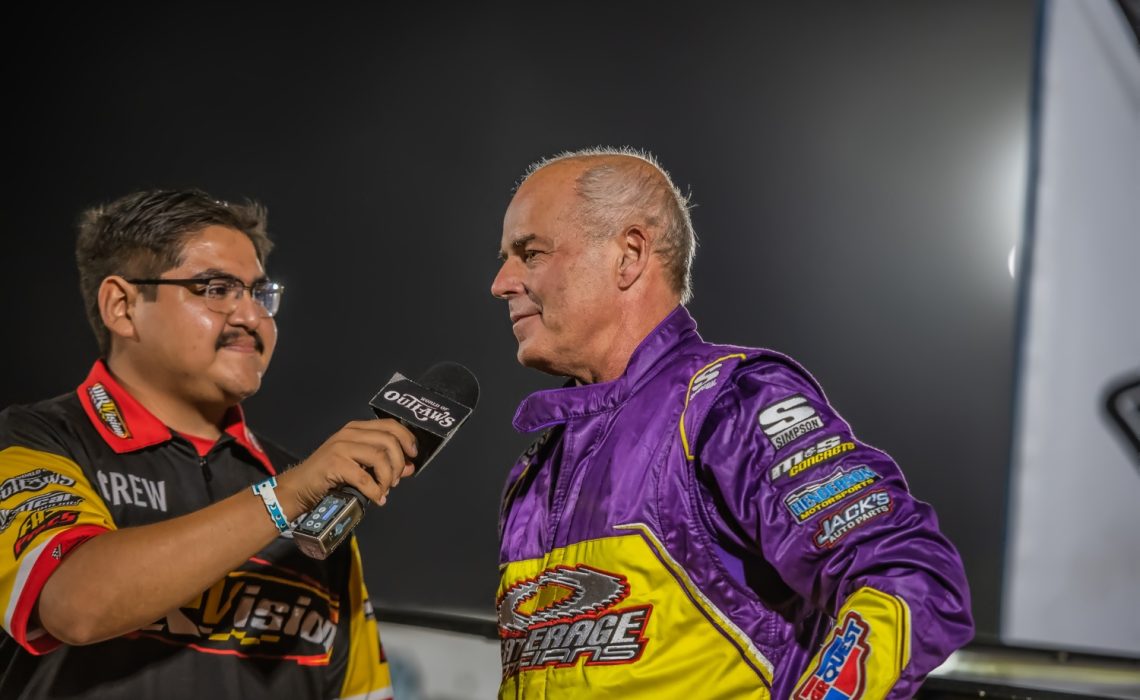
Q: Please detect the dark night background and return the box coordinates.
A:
[3,2,1036,640]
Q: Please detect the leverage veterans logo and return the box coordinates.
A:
[498,564,650,676]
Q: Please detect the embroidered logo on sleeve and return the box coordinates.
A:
[794,611,871,699]
[0,492,85,532]
[813,490,892,548]
[784,466,880,522]
[0,468,77,502]
[758,395,824,449]
[769,435,856,482]
[13,510,80,556]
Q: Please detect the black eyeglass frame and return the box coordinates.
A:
[124,276,285,318]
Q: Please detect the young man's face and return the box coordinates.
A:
[491,163,622,381]
[125,225,278,407]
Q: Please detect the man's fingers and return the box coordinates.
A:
[336,456,386,505]
[287,420,420,511]
[339,419,418,458]
[334,441,405,495]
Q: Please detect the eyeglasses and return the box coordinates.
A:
[126,276,285,317]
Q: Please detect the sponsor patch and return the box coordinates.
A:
[794,611,871,700]
[135,564,342,664]
[758,395,824,449]
[0,491,85,533]
[88,383,131,439]
[498,564,650,677]
[814,490,892,548]
[0,468,76,502]
[688,362,724,400]
[14,509,79,556]
[769,435,856,482]
[784,466,879,522]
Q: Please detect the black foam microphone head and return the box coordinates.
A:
[294,361,481,560]
[366,361,479,475]
[419,360,480,410]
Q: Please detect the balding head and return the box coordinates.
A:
[518,147,696,303]
[492,147,695,383]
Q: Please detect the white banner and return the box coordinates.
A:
[1003,0,1140,656]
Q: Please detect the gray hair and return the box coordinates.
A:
[521,146,696,303]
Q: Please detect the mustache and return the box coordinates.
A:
[216,330,265,353]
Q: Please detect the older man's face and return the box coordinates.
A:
[491,164,621,380]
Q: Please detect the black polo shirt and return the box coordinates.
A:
[0,361,391,699]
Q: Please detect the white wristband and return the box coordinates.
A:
[252,477,290,533]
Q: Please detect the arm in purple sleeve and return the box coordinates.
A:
[696,358,973,697]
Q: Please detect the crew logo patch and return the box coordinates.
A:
[14,509,79,556]
[758,395,824,449]
[784,466,879,522]
[498,564,650,677]
[794,611,871,700]
[0,468,76,502]
[88,383,131,439]
[814,490,892,548]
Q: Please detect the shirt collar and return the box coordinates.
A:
[76,359,275,474]
[512,305,700,433]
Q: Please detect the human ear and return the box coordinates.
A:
[98,276,139,343]
[617,226,649,290]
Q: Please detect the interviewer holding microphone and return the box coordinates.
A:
[0,190,410,699]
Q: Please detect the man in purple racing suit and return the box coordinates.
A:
[490,148,973,698]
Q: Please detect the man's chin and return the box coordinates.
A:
[516,338,540,365]
[215,354,268,392]
[216,369,265,403]
[516,344,563,377]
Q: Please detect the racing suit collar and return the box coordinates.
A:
[76,359,275,474]
[512,305,699,432]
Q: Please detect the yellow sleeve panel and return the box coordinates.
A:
[336,537,393,700]
[792,586,912,700]
[0,446,114,653]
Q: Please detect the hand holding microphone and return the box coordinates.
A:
[286,361,479,559]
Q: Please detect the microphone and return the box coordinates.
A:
[292,361,479,559]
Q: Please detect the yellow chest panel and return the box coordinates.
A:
[497,525,773,699]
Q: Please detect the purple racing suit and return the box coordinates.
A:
[497,306,972,699]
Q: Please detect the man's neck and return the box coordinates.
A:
[104,356,228,440]
[578,299,680,384]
